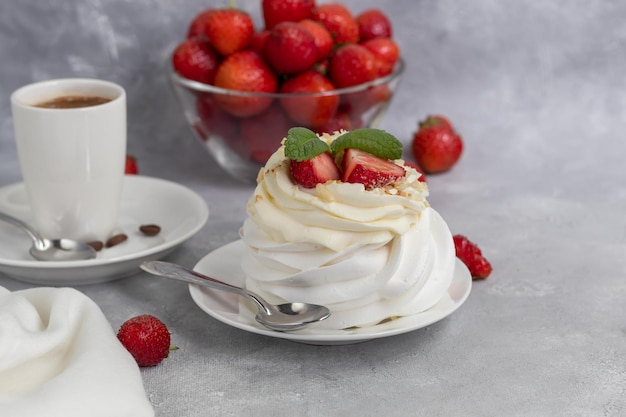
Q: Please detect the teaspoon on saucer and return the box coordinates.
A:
[0,211,97,261]
[140,260,331,332]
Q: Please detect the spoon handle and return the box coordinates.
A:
[0,211,46,248]
[140,261,272,314]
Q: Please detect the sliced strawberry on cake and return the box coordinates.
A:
[284,127,405,190]
[342,148,404,189]
[290,152,341,188]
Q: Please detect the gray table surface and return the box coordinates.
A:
[1,1,625,416]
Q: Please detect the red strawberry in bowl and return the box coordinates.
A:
[262,0,316,30]
[186,8,214,39]
[279,70,339,128]
[356,9,392,41]
[213,50,278,117]
[299,19,333,62]
[204,8,254,56]
[264,21,318,74]
[312,3,359,45]
[361,38,400,77]
[250,29,271,54]
[171,38,220,85]
[329,44,377,88]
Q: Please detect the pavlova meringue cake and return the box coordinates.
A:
[240,128,456,330]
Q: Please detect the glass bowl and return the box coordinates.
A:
[169,58,405,183]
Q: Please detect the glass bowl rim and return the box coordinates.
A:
[169,57,405,98]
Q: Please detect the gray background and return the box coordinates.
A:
[1,1,625,416]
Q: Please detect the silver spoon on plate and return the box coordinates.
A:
[140,260,331,332]
[0,211,97,261]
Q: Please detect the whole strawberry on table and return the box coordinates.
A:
[411,115,463,174]
[171,0,402,164]
[453,235,492,280]
[124,155,138,175]
[117,314,176,367]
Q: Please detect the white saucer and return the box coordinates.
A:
[189,240,472,345]
[0,175,208,285]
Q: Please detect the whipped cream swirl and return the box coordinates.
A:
[241,133,456,330]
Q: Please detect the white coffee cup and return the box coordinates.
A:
[11,78,126,242]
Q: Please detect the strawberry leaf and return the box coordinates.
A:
[284,127,331,161]
[330,128,403,160]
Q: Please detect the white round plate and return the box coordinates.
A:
[0,175,208,285]
[189,240,472,345]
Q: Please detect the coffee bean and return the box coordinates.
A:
[139,224,161,236]
[105,233,128,248]
[86,240,104,251]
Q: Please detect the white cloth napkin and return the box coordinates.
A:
[0,286,154,417]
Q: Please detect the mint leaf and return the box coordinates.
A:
[330,128,403,160]
[284,127,330,161]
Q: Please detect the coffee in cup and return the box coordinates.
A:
[11,78,127,242]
